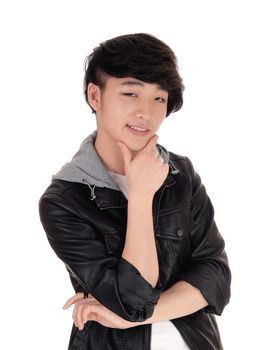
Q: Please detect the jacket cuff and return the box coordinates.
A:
[117,257,163,320]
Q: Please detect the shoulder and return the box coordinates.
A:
[157,142,191,172]
[40,179,83,198]
[38,179,93,218]
[165,149,195,182]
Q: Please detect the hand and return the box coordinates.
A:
[117,134,169,196]
[62,292,131,330]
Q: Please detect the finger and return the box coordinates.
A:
[158,156,164,164]
[77,302,96,330]
[72,300,84,328]
[153,147,160,157]
[62,292,84,309]
[76,303,86,330]
[142,134,159,153]
[117,141,132,166]
[87,294,99,302]
[80,305,99,328]
[73,299,94,330]
[72,301,79,327]
[63,292,84,309]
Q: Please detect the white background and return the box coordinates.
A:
[1,1,254,349]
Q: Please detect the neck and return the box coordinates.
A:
[94,130,136,176]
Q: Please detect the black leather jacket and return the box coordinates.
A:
[39,152,231,350]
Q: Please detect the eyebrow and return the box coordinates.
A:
[120,80,167,92]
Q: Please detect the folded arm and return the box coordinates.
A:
[39,190,163,323]
[128,156,232,327]
[126,280,208,327]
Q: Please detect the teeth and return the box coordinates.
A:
[128,125,148,131]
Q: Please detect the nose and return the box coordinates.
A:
[135,101,152,120]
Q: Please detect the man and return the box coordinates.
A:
[39,33,231,349]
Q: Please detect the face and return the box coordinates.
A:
[88,76,168,152]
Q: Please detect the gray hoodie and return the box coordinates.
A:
[52,130,180,199]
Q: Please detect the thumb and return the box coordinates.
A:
[117,141,132,166]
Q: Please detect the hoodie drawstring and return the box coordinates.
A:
[82,178,96,200]
[82,157,179,201]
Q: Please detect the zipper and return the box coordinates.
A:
[65,264,90,292]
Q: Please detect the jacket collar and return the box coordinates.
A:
[51,129,180,207]
[93,169,178,210]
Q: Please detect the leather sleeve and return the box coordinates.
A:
[178,156,231,316]
[38,193,163,322]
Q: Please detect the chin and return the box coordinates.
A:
[127,142,146,153]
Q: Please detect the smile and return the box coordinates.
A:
[126,124,150,136]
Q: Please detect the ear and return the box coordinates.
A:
[87,82,101,112]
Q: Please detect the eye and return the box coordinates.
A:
[122,93,166,103]
[155,97,166,103]
[122,93,137,97]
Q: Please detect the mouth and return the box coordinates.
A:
[126,124,151,136]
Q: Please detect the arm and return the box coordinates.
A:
[125,280,208,328]
[122,191,159,288]
[126,156,231,327]
[38,190,163,323]
[178,156,231,315]
[124,154,231,322]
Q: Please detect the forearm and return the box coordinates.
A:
[122,191,159,287]
[126,280,209,328]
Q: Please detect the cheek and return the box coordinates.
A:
[156,106,167,121]
[115,99,134,114]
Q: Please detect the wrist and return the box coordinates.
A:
[128,189,154,202]
[124,314,154,328]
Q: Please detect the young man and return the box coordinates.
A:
[39,33,231,349]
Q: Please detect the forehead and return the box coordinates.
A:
[109,77,167,92]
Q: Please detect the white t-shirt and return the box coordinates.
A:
[108,170,190,350]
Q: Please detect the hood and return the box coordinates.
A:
[52,130,179,192]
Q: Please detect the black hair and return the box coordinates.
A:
[83,33,184,117]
